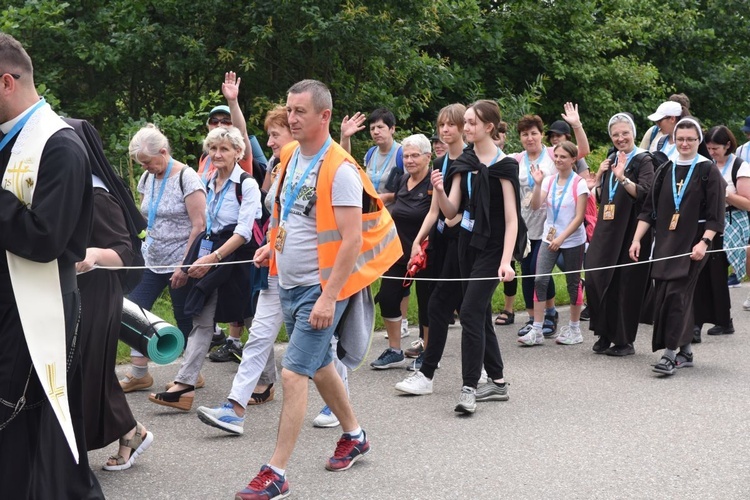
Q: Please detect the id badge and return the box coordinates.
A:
[198,239,213,259]
[460,210,474,232]
[669,213,680,231]
[603,204,615,220]
[546,227,557,242]
[437,219,445,234]
[275,226,287,253]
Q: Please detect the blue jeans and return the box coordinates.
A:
[127,268,193,343]
[279,284,349,378]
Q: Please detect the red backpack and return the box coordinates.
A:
[572,176,597,243]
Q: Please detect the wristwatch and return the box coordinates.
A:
[620,177,632,186]
[700,237,712,246]
[214,250,223,261]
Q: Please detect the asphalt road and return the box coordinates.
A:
[90,287,750,499]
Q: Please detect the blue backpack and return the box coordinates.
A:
[364,145,404,171]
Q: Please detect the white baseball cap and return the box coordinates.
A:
[647,101,682,122]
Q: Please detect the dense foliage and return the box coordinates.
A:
[2,0,748,183]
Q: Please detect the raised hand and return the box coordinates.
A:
[530,163,545,186]
[341,112,366,139]
[222,71,241,102]
[560,102,582,129]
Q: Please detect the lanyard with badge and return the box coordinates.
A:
[437,154,450,234]
[143,157,174,254]
[461,148,502,233]
[669,156,699,230]
[547,173,574,242]
[198,173,233,258]
[369,142,396,191]
[275,136,332,253]
[603,149,636,221]
[721,154,734,178]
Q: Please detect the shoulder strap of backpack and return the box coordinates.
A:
[236,172,250,202]
[649,126,659,145]
[179,167,186,195]
[364,146,377,167]
[656,135,668,152]
[395,146,404,170]
[732,157,742,189]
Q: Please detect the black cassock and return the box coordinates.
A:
[0,129,104,499]
[637,157,725,352]
[586,152,654,346]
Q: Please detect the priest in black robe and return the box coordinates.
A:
[586,113,654,356]
[0,34,103,498]
[629,118,725,376]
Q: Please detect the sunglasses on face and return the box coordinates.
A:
[208,117,232,126]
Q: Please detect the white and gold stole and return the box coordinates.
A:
[2,103,79,463]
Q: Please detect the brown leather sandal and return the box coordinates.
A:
[102,422,154,471]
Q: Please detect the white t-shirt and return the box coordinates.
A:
[541,173,589,248]
[275,149,363,289]
[515,146,556,240]
[718,154,750,204]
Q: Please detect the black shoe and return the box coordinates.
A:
[209,339,242,363]
[210,330,227,349]
[592,337,611,354]
[692,325,702,344]
[542,311,559,338]
[652,356,676,376]
[579,305,590,321]
[707,319,734,336]
[605,344,635,356]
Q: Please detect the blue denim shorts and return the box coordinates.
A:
[279,284,349,378]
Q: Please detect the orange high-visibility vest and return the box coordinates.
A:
[269,139,402,300]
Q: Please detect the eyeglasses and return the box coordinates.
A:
[675,137,699,144]
[208,117,232,126]
[403,153,428,160]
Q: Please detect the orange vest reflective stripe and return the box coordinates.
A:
[269,140,402,300]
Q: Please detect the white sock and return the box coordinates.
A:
[569,321,580,329]
[268,464,285,477]
[344,426,363,440]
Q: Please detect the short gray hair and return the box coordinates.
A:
[287,79,332,113]
[203,126,246,157]
[129,124,170,160]
[401,134,431,154]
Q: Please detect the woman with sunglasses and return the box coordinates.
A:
[629,118,725,376]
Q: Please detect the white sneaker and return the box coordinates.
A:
[312,405,340,428]
[556,325,583,345]
[395,371,433,395]
[518,326,544,346]
[478,368,488,384]
[743,294,750,311]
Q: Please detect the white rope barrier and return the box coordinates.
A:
[91,245,750,282]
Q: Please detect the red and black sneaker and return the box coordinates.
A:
[235,465,289,500]
[325,430,371,471]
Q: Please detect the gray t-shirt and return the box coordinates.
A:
[275,151,363,289]
[138,166,206,273]
[365,141,401,197]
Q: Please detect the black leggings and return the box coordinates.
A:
[377,262,432,328]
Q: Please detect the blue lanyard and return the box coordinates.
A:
[467,148,502,201]
[441,154,449,177]
[721,154,734,178]
[524,147,547,189]
[550,173,574,225]
[369,142,397,190]
[147,157,174,231]
[607,150,637,203]
[671,156,699,213]
[0,99,47,152]
[281,136,332,223]
[205,172,233,235]
[661,140,677,158]
[201,157,212,183]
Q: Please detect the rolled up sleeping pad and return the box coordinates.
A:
[120,298,185,365]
